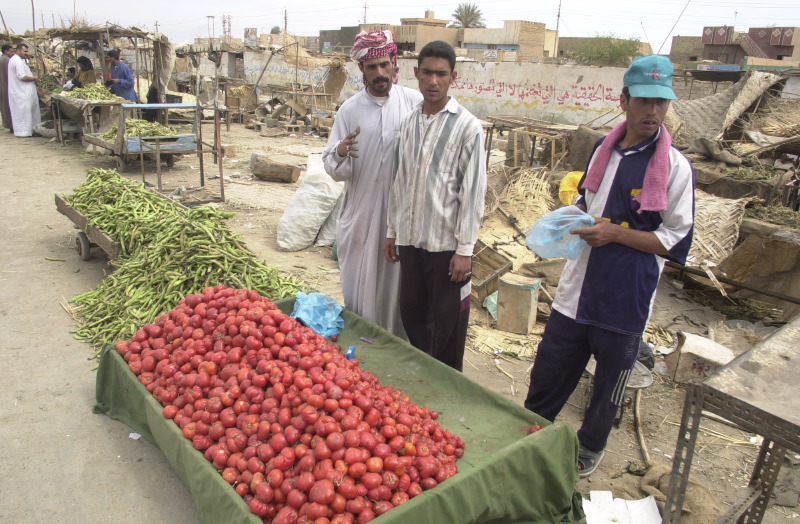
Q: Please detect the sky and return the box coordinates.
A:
[2,0,800,55]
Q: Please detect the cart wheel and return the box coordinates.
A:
[76,231,92,261]
[166,155,175,168]
[115,156,127,173]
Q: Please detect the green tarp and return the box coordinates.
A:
[95,300,585,523]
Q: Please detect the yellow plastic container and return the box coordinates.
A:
[559,171,584,206]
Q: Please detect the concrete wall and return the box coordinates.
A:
[242,52,719,126]
[333,59,627,125]
[319,27,360,54]
[244,52,331,91]
[544,30,557,58]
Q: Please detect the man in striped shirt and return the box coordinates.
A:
[383,41,486,371]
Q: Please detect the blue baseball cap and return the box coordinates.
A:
[623,55,677,100]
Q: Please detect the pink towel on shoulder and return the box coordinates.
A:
[581,122,672,213]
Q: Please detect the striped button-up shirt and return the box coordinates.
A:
[387,97,486,256]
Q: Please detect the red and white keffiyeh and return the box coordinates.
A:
[350,30,397,61]
[351,30,399,86]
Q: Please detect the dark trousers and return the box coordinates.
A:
[524,309,639,452]
[397,246,470,371]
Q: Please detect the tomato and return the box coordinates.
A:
[361,472,382,490]
[348,462,366,479]
[373,500,393,516]
[221,467,238,484]
[365,457,383,473]
[162,405,179,419]
[309,478,336,505]
[273,505,299,524]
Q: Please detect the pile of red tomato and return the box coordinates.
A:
[115,285,465,523]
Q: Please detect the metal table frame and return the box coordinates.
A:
[662,316,800,523]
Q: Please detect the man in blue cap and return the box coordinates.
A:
[523,55,695,478]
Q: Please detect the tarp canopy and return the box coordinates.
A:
[95,299,586,524]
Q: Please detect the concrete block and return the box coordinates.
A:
[220,143,238,158]
[664,332,735,383]
[496,274,541,335]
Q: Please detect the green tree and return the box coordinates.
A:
[270,26,281,34]
[565,33,642,67]
[449,2,486,28]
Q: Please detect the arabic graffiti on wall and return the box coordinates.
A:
[241,54,627,125]
[450,78,620,107]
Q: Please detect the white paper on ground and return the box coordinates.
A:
[583,491,661,524]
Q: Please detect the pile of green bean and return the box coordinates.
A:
[63,84,123,101]
[67,169,306,350]
[99,119,178,141]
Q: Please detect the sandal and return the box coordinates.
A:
[577,446,605,478]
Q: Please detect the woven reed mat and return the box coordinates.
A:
[749,97,800,137]
[670,71,782,141]
[467,324,542,360]
[483,165,519,217]
[480,167,555,271]
[687,189,754,267]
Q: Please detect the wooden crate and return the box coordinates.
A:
[472,239,513,303]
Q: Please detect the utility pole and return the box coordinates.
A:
[363,3,368,25]
[554,0,561,61]
[155,20,159,34]
[284,8,288,42]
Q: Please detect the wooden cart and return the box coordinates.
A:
[82,102,206,186]
[54,194,121,261]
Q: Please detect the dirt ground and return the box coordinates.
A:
[1,121,798,523]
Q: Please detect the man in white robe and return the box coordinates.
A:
[323,30,422,339]
[8,43,41,138]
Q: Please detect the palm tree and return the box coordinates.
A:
[450,2,486,28]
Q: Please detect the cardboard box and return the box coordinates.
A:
[496,274,541,334]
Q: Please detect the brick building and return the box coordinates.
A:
[669,36,704,64]
[319,11,546,62]
[700,25,799,64]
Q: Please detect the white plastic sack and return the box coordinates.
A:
[315,192,343,247]
[277,153,344,251]
[526,205,596,260]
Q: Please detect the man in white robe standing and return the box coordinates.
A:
[8,43,41,138]
[323,30,422,338]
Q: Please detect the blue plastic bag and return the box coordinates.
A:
[290,292,345,337]
[526,206,596,260]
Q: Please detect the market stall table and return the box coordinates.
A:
[51,93,127,146]
[662,315,800,523]
[95,299,585,523]
[81,103,219,197]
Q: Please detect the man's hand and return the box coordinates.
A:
[571,219,617,248]
[337,126,361,158]
[448,254,472,282]
[383,237,398,263]
[572,219,670,255]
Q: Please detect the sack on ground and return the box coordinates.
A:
[315,192,343,247]
[277,153,343,251]
[526,205,595,260]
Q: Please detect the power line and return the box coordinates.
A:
[658,0,691,53]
